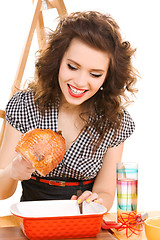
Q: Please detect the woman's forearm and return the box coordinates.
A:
[97,191,116,212]
[0,164,18,200]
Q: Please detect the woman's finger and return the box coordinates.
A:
[85,192,98,203]
[71,195,77,200]
[94,198,103,205]
[77,190,92,203]
[20,157,35,169]
[77,191,99,203]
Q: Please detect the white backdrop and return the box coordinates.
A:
[0,0,160,216]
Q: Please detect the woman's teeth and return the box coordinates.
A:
[69,85,86,95]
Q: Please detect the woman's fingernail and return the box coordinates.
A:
[77,198,82,204]
[95,200,99,203]
[86,198,91,203]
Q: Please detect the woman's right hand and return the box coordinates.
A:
[10,155,35,181]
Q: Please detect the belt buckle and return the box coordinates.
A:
[49,180,54,185]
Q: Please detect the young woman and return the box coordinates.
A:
[0,11,137,211]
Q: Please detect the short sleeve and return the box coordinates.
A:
[5,91,38,133]
[108,109,135,148]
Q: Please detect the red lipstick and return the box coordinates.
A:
[67,84,87,98]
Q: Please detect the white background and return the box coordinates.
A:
[0,0,160,216]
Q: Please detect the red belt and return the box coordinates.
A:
[30,176,94,187]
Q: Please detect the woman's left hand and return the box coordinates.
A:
[71,190,103,204]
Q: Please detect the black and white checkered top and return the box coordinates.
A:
[6,91,135,181]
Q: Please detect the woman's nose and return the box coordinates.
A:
[74,71,88,88]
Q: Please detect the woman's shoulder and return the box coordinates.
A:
[106,108,135,148]
[121,108,135,129]
[5,90,37,133]
[10,90,35,102]
[5,90,34,110]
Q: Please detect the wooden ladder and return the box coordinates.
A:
[0,0,67,147]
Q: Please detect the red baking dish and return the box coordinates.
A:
[10,200,107,239]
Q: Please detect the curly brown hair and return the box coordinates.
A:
[28,11,138,150]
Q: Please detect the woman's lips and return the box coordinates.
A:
[67,84,88,98]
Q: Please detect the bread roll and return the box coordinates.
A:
[15,129,66,176]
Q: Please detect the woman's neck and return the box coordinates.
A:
[59,96,83,115]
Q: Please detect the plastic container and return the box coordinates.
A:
[145,217,160,240]
[10,199,107,239]
[116,162,138,222]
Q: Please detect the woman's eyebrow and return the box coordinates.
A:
[67,59,81,67]
[90,68,105,73]
[67,58,105,72]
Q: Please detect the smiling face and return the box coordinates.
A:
[58,38,110,107]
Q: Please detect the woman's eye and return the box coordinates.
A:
[67,64,77,70]
[90,73,102,78]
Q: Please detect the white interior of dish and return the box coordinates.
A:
[10,200,107,218]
